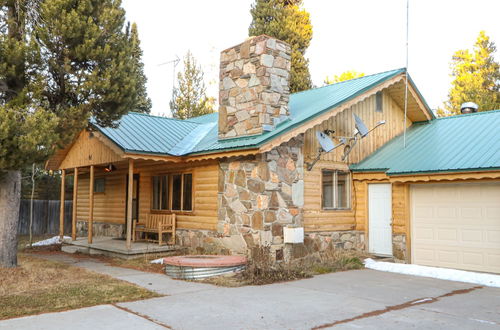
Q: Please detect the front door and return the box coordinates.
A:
[368,183,393,256]
[125,174,140,224]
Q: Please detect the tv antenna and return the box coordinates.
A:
[158,55,181,105]
[306,114,386,171]
[403,0,409,148]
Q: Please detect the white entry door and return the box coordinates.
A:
[369,184,393,256]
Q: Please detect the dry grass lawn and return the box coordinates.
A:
[0,255,160,320]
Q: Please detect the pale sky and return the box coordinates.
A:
[122,0,500,116]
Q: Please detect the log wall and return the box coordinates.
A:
[74,160,219,231]
[303,90,411,232]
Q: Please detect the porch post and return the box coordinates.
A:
[126,159,134,249]
[72,167,78,241]
[88,165,94,244]
[59,169,66,239]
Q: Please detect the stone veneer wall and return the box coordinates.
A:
[76,221,125,238]
[392,233,408,262]
[285,231,366,259]
[218,35,292,139]
[216,136,304,260]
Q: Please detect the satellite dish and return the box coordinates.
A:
[307,115,386,169]
[306,130,341,171]
[316,130,336,152]
[353,114,369,138]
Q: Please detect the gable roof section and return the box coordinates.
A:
[95,113,199,155]
[91,68,432,157]
[351,110,500,175]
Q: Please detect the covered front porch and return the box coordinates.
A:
[58,157,155,250]
[58,155,188,250]
[47,128,219,257]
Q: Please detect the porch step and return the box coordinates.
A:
[63,236,184,259]
[371,255,395,263]
[62,245,89,254]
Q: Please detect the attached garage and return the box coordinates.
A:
[411,182,500,273]
[351,110,500,274]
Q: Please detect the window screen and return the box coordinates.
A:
[171,174,182,210]
[94,178,105,193]
[183,174,193,211]
[322,170,351,209]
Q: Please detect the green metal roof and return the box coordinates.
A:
[351,110,500,175]
[95,113,199,154]
[94,68,427,156]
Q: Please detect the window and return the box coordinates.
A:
[183,174,193,211]
[322,170,350,209]
[171,174,182,210]
[375,91,383,112]
[152,173,192,211]
[94,178,105,193]
[152,175,169,210]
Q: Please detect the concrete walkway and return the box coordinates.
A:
[32,253,213,296]
[1,254,499,330]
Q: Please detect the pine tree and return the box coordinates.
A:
[128,23,152,113]
[324,71,365,85]
[249,0,313,93]
[444,31,500,115]
[169,51,214,119]
[0,0,150,267]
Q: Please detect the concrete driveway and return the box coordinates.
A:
[1,257,499,329]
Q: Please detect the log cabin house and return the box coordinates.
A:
[46,35,500,273]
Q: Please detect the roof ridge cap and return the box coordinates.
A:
[291,68,405,96]
[431,109,500,122]
[128,111,201,124]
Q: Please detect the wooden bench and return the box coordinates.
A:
[132,213,176,245]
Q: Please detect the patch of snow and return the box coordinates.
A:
[470,318,497,325]
[364,258,500,288]
[411,298,433,304]
[150,258,164,264]
[30,236,72,247]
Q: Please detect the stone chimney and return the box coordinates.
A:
[218,35,292,139]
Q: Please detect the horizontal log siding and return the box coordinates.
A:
[303,91,410,233]
[304,160,367,232]
[75,161,219,231]
[76,171,126,224]
[137,161,219,231]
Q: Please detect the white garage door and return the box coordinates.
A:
[411,182,500,274]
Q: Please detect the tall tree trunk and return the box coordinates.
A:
[0,170,21,268]
[30,163,35,247]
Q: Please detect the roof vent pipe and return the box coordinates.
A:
[460,102,479,114]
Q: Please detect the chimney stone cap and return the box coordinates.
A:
[220,34,290,54]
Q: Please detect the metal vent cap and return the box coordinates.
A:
[460,102,479,114]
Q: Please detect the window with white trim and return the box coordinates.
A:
[322,170,351,209]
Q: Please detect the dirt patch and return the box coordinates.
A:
[201,247,366,287]
[312,286,484,329]
[0,255,160,320]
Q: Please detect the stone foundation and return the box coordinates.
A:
[175,229,231,255]
[392,233,408,262]
[302,231,365,254]
[76,221,125,238]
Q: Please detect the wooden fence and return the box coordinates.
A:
[18,200,72,235]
